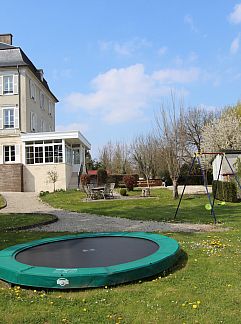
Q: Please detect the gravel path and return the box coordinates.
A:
[0,192,224,233]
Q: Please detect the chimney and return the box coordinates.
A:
[38,69,44,81]
[0,34,13,45]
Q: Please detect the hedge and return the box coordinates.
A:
[108,174,139,187]
[212,180,237,202]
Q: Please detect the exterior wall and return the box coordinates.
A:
[25,70,55,133]
[65,163,73,188]
[0,164,23,192]
[23,163,68,192]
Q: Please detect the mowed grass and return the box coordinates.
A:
[0,213,56,231]
[41,188,241,226]
[0,230,240,323]
[0,190,240,323]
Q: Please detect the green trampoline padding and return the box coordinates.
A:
[0,232,180,289]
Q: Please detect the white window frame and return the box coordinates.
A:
[4,145,15,163]
[3,108,14,129]
[3,75,13,95]
[25,140,63,165]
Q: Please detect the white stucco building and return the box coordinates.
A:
[0,34,90,192]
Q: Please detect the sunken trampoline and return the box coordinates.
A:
[0,232,180,289]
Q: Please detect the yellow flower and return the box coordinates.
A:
[192,304,198,309]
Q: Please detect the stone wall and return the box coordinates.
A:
[0,164,23,192]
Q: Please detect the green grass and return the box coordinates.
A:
[0,189,240,323]
[41,188,241,226]
[0,230,240,323]
[0,213,56,231]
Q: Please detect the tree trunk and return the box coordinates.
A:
[172,179,179,199]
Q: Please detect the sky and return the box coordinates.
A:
[1,0,241,157]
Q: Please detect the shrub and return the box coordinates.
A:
[107,174,139,187]
[97,168,108,185]
[123,175,136,191]
[120,188,127,196]
[212,180,237,202]
[80,174,90,185]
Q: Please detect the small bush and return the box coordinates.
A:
[120,188,127,196]
[212,180,237,202]
[123,175,136,191]
[80,174,90,185]
[39,191,49,197]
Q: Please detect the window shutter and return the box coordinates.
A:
[30,112,34,131]
[0,145,3,164]
[0,76,3,95]
[15,144,21,163]
[0,108,3,129]
[13,74,18,94]
[29,79,32,98]
[14,107,19,129]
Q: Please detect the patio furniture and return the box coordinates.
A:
[101,183,115,199]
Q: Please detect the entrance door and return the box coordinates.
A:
[72,148,81,172]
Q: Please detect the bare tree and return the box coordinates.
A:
[131,133,161,186]
[99,141,132,174]
[155,94,187,199]
[183,107,218,155]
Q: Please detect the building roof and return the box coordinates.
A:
[0,43,58,102]
[21,131,91,149]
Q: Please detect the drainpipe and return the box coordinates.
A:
[17,65,21,131]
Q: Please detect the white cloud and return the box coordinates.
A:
[230,34,240,54]
[229,3,241,24]
[99,38,151,56]
[56,122,89,133]
[64,64,201,124]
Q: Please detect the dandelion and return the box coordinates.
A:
[192,304,198,309]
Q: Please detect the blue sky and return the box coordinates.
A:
[1,0,241,157]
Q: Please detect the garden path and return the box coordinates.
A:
[0,192,223,233]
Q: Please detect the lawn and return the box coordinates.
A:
[0,213,57,231]
[41,188,241,225]
[0,190,240,323]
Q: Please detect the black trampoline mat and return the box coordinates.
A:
[15,236,159,268]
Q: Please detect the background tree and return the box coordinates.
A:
[131,133,161,187]
[183,106,217,155]
[155,95,188,199]
[202,110,241,153]
[99,141,132,174]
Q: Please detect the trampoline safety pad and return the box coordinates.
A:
[0,232,180,289]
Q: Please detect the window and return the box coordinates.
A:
[30,112,37,132]
[4,108,14,128]
[40,92,44,109]
[35,146,43,163]
[30,80,36,100]
[3,76,13,94]
[4,145,15,162]
[48,100,54,116]
[45,145,53,163]
[26,146,34,164]
[54,145,63,163]
[25,141,63,164]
